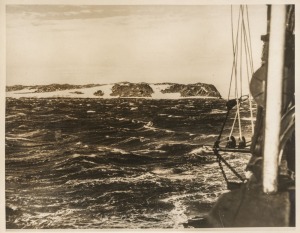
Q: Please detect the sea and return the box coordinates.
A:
[5,97,254,229]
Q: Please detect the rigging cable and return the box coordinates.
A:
[227,7,241,100]
[214,5,257,188]
[231,5,243,141]
[246,5,255,74]
[215,5,255,150]
[244,6,255,134]
[237,5,243,140]
[230,5,254,140]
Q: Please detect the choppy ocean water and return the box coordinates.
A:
[5,98,254,229]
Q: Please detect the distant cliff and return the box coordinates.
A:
[6,82,222,99]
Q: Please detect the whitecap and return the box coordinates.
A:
[189,146,212,155]
[210,109,227,114]
[97,146,128,155]
[151,168,173,175]
[146,121,153,127]
[71,153,97,158]
[132,149,165,155]
[167,115,184,118]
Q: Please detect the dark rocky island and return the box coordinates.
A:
[110,82,154,97]
[159,83,221,98]
[93,90,104,97]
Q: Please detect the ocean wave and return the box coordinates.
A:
[6,98,253,229]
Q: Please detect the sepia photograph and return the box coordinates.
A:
[3,1,296,230]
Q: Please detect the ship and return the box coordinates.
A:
[187,4,295,228]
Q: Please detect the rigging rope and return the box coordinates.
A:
[215,150,245,183]
[213,5,257,188]
[240,5,244,98]
[243,6,255,134]
[227,7,241,100]
[229,105,239,137]
[246,6,255,74]
[228,5,255,140]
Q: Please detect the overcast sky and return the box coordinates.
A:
[6,5,267,97]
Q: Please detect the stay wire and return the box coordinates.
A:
[240,5,244,98]
[228,5,243,139]
[231,6,235,56]
[243,42,255,135]
[229,105,239,137]
[214,150,245,183]
[217,155,229,184]
[246,5,255,74]
[233,6,243,140]
[226,5,255,141]
[215,4,254,187]
[242,5,255,134]
[228,6,242,100]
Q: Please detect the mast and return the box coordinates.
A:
[262,5,286,193]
